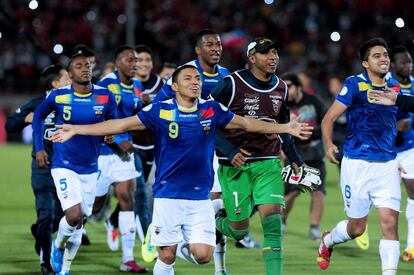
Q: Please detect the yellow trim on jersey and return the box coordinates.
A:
[203,71,219,77]
[177,105,198,113]
[120,82,134,89]
[358,82,371,91]
[55,94,71,104]
[74,92,92,97]
[400,83,412,89]
[160,109,174,121]
[371,82,386,88]
[108,84,121,94]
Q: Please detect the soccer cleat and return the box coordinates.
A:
[215,270,229,275]
[56,272,70,275]
[309,226,322,241]
[119,260,149,273]
[141,224,157,263]
[402,247,414,262]
[50,240,64,273]
[235,234,261,249]
[316,231,333,270]
[354,225,369,251]
[105,219,119,251]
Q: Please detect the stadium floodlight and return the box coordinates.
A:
[53,44,64,54]
[86,10,96,21]
[330,31,341,42]
[117,14,127,24]
[0,32,2,39]
[264,0,274,4]
[395,18,405,28]
[28,0,38,10]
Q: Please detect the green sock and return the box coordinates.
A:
[261,214,283,275]
[216,216,248,241]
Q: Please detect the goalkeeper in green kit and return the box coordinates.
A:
[211,38,321,275]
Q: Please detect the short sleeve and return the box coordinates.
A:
[335,76,355,107]
[213,102,235,129]
[137,103,158,130]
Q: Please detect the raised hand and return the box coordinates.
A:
[51,124,76,143]
[367,87,398,106]
[287,116,313,140]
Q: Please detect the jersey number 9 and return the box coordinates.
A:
[169,122,179,138]
[63,106,72,121]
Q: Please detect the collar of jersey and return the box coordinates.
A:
[362,70,386,87]
[74,92,92,97]
[400,83,412,89]
[195,58,219,77]
[120,82,134,89]
[175,99,198,112]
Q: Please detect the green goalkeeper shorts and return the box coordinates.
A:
[218,158,284,222]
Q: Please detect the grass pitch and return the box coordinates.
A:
[0,144,412,274]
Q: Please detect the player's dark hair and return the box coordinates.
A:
[115,45,134,60]
[194,29,217,47]
[135,44,153,57]
[171,64,198,83]
[281,72,303,88]
[72,44,95,57]
[162,62,177,69]
[359,37,388,61]
[389,45,410,62]
[41,64,65,90]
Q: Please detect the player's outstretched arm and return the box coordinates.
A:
[367,87,398,106]
[52,116,146,143]
[226,115,313,140]
[321,100,347,164]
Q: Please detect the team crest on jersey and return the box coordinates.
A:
[93,105,104,116]
[154,226,162,235]
[200,119,211,134]
[269,95,282,114]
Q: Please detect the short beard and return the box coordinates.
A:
[77,80,90,86]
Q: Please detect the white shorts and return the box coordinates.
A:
[340,157,401,218]
[96,153,140,197]
[397,148,414,179]
[151,198,216,247]
[51,168,98,216]
[210,154,222,193]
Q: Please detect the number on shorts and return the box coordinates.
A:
[169,122,179,138]
[233,191,239,208]
[59,178,68,191]
[344,185,351,199]
[97,169,102,180]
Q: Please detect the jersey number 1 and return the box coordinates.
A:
[169,122,179,138]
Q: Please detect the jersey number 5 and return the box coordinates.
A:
[169,122,179,138]
[63,106,72,121]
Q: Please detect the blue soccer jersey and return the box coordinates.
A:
[137,98,234,200]
[33,84,118,174]
[336,71,400,161]
[154,58,230,102]
[97,71,142,154]
[387,73,414,153]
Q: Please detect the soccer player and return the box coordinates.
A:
[211,38,309,275]
[32,53,118,274]
[153,29,235,274]
[51,64,313,275]
[154,29,230,102]
[319,38,401,275]
[281,72,327,240]
[5,64,70,275]
[94,46,148,273]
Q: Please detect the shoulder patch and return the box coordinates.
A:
[143,104,152,112]
[339,86,348,96]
